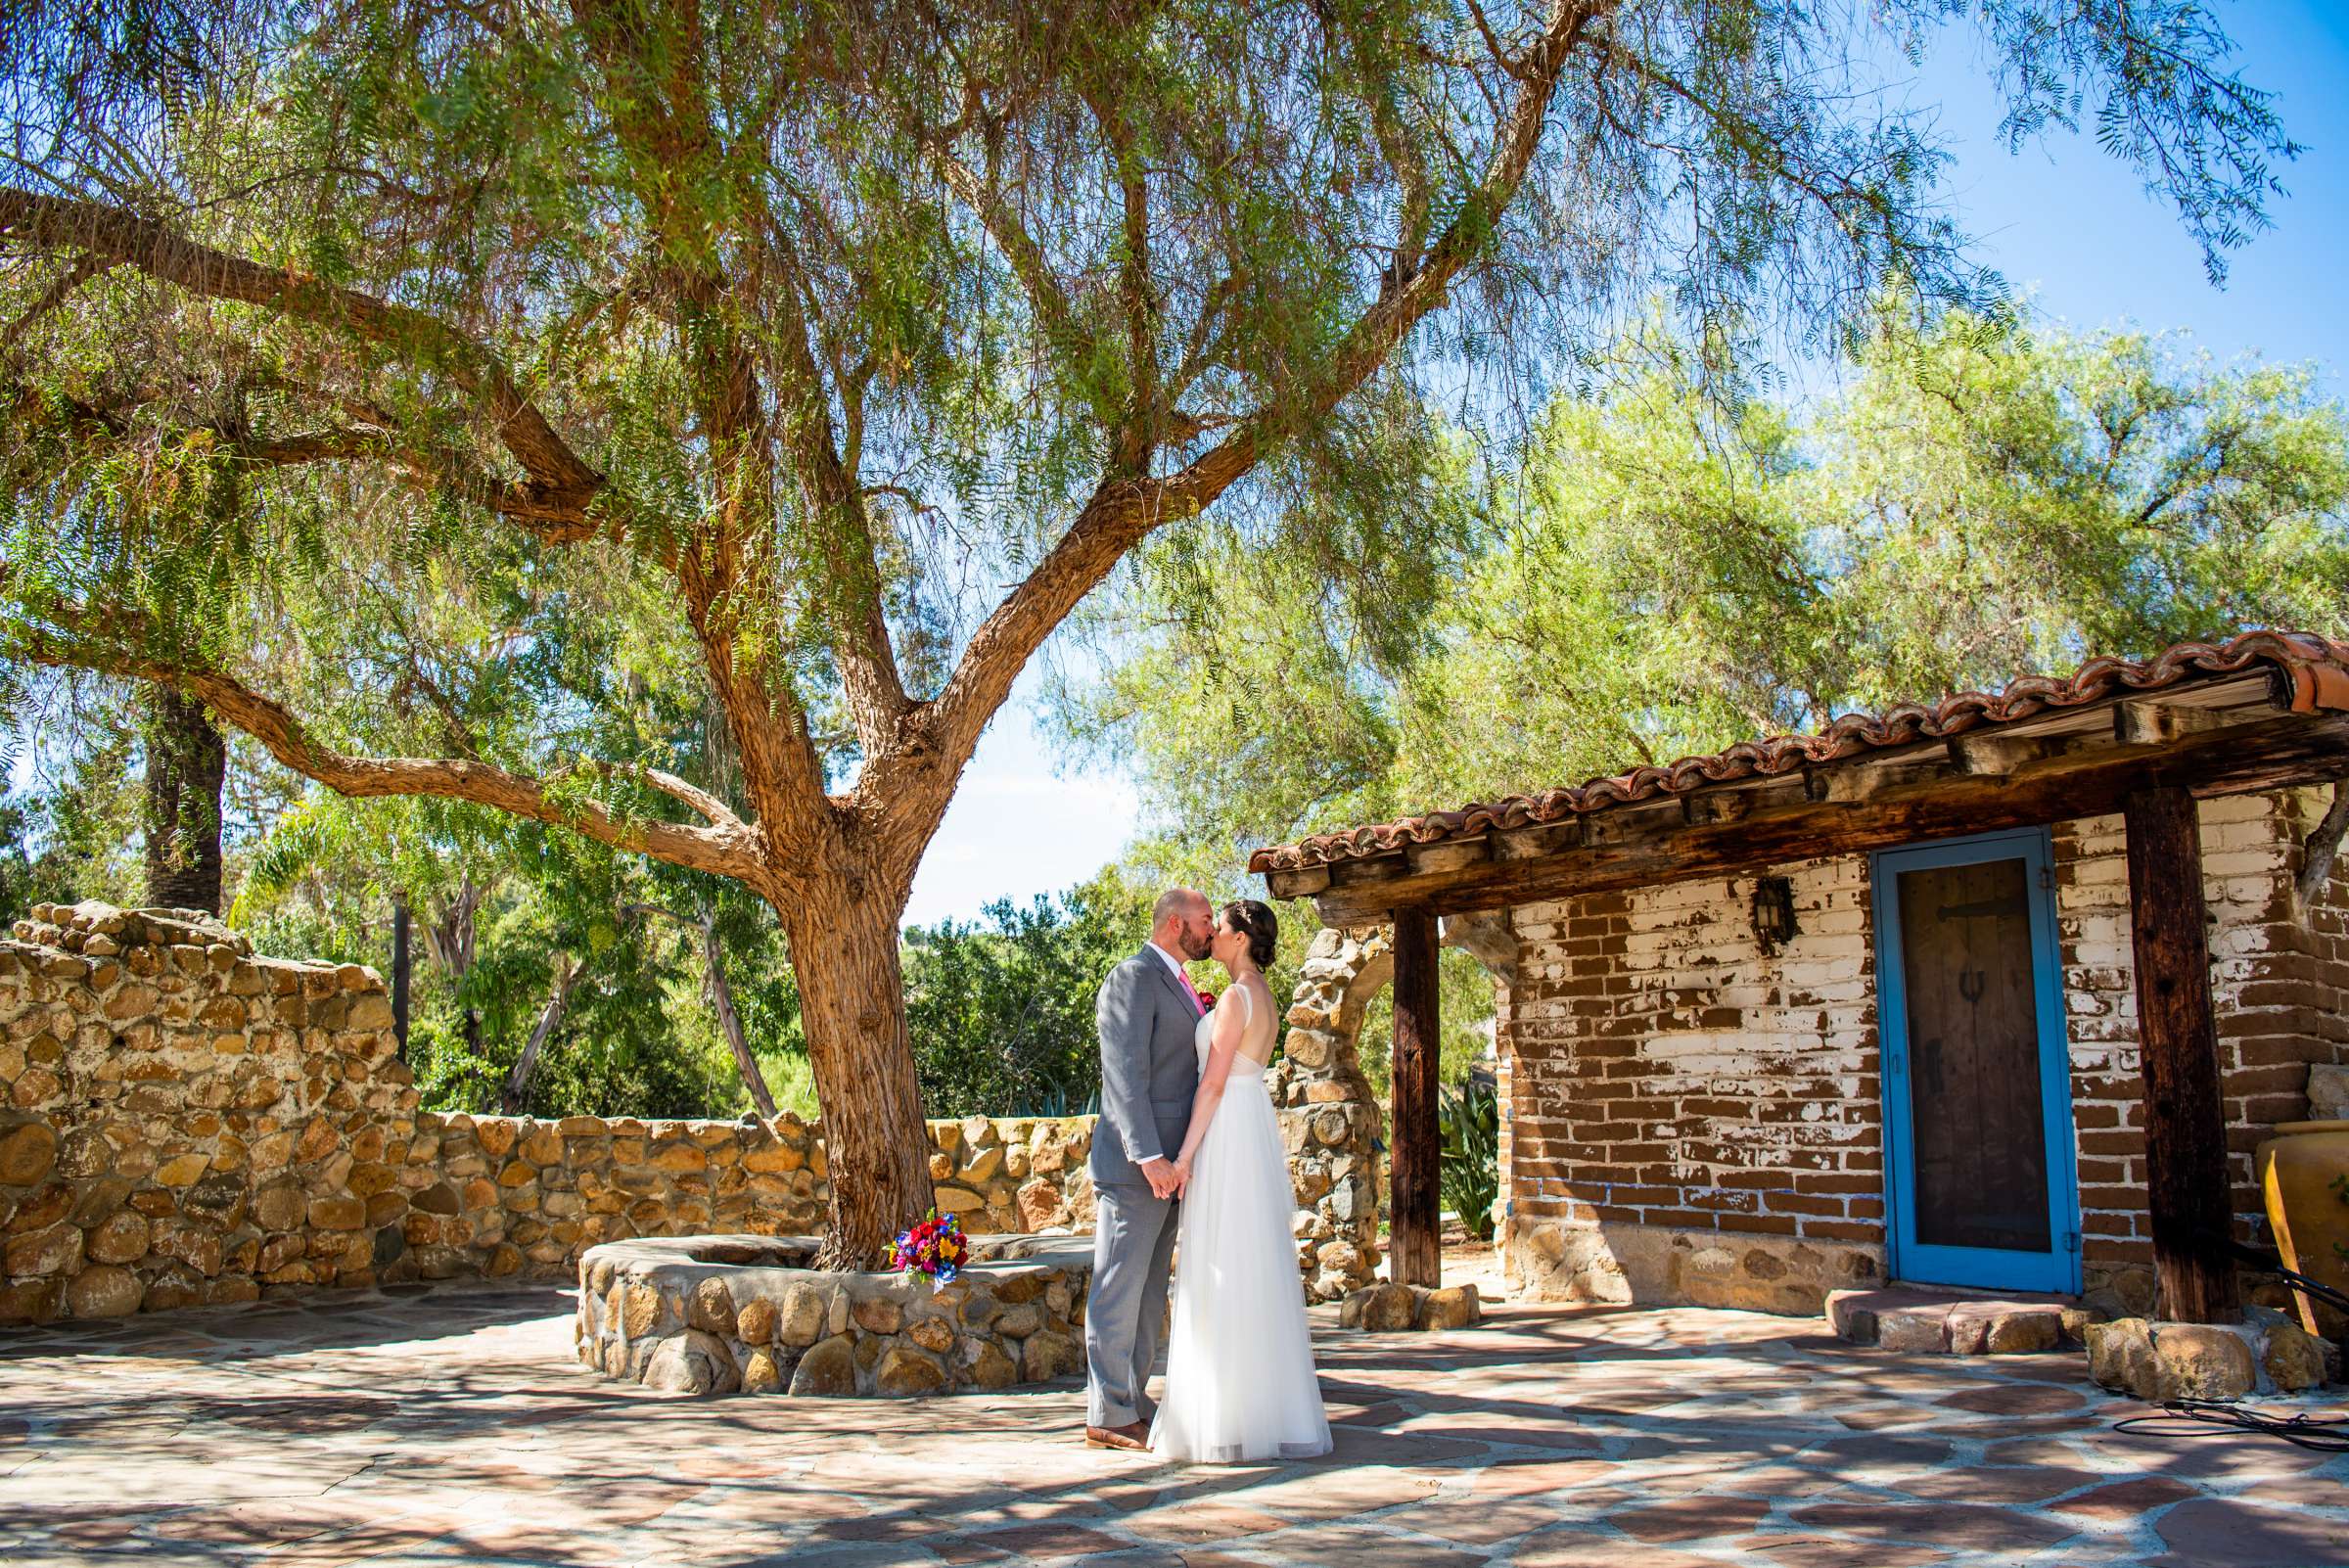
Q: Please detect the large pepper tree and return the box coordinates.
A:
[0,0,2291,1264]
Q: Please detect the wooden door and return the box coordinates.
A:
[1873,829,2079,1293]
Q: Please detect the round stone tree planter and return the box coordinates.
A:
[575,1233,1091,1397]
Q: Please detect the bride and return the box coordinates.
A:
[1150,899,1333,1463]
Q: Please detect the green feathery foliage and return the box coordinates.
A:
[1065,301,2349,862]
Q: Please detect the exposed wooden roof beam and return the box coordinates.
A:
[2115,697,2235,747]
[1946,731,2074,776]
[1293,711,2349,922]
[1254,632,2349,887]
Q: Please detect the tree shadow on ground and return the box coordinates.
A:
[0,1281,576,1367]
[8,1287,2346,1566]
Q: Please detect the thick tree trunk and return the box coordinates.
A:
[143,683,226,913]
[700,918,777,1117]
[782,872,935,1269]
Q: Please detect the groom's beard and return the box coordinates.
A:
[1181,931,1211,960]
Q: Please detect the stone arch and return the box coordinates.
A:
[1275,914,1519,1303]
[1274,926,1389,1302]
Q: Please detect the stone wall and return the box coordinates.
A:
[0,901,1099,1325]
[1271,926,1390,1302]
[0,904,416,1324]
[1494,787,2349,1318]
[401,1107,1096,1284]
[575,1233,1091,1398]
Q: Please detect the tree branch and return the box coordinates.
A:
[580,759,744,830]
[1169,268,1247,403]
[503,952,582,1112]
[183,669,760,880]
[1,251,114,340]
[1083,82,1161,475]
[12,619,761,882]
[621,899,779,1117]
[757,206,914,751]
[362,579,485,761]
[2298,781,2349,913]
[922,139,1084,363]
[11,381,605,539]
[0,187,603,532]
[1580,25,1891,256]
[569,0,839,837]
[870,0,1613,879]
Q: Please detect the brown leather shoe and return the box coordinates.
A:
[1083,1421,1150,1451]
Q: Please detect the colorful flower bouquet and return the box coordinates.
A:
[890,1209,970,1290]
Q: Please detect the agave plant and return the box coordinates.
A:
[1438,1076,1499,1241]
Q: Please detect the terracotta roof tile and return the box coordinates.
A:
[1248,628,2349,874]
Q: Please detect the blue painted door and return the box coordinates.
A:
[1873,829,2080,1293]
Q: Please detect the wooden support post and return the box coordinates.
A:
[1390,904,1443,1289]
[2123,786,2241,1324]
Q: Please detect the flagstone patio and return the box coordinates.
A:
[3,1265,2344,1568]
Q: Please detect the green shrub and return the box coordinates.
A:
[902,873,1147,1119]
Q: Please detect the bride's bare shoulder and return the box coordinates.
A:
[1240,973,1275,1024]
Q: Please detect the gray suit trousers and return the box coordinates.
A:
[1084,1181,1181,1427]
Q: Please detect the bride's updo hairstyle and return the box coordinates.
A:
[1220,899,1278,970]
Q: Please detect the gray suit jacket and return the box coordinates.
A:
[1088,945,1203,1189]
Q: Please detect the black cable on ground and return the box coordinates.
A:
[2103,1235,2349,1451]
[2111,1399,2349,1453]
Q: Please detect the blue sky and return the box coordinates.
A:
[1896,2,2349,385]
[900,2,2349,926]
[901,671,1142,928]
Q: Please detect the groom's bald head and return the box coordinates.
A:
[1152,888,1207,927]
[1152,888,1213,960]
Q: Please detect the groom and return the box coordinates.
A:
[1082,887,1214,1451]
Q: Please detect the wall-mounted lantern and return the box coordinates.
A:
[1749,874,1800,955]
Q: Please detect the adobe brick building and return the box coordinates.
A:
[1489,788,2345,1318]
[1255,631,2349,1322]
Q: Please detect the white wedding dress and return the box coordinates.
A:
[1150,985,1333,1463]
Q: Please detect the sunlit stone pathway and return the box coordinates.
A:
[3,1272,2344,1568]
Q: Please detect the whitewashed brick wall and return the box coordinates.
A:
[1502,854,1881,1248]
[1499,787,2349,1316]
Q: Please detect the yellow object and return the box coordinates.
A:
[2257,1123,2349,1335]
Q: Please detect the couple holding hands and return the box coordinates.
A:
[1082,889,1332,1464]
